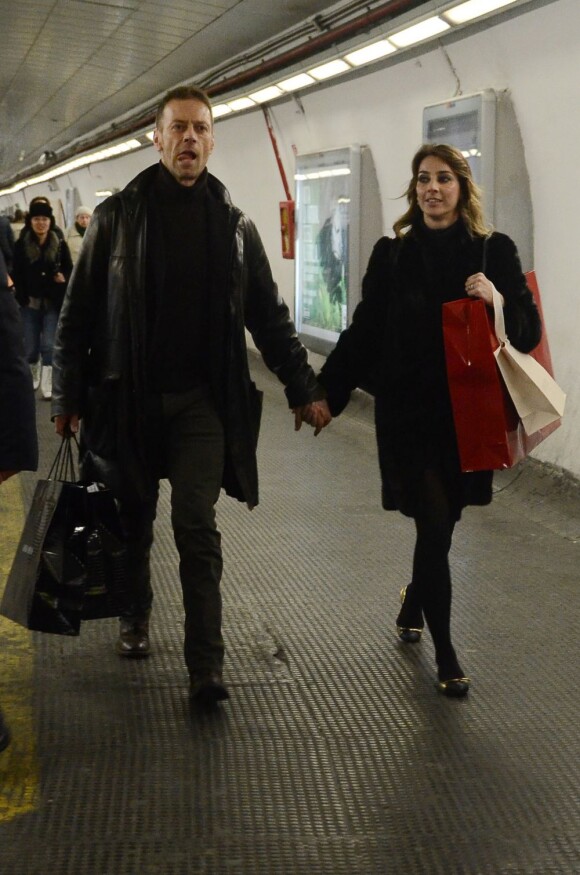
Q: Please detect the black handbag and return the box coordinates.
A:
[1,436,129,635]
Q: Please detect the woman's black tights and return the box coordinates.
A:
[406,468,463,680]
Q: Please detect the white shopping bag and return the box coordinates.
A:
[491,285,566,435]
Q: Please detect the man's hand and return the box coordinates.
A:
[293,400,332,436]
[55,413,80,437]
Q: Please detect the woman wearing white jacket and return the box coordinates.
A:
[65,205,93,264]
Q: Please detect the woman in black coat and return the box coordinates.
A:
[0,248,39,751]
[317,143,541,697]
[12,201,73,400]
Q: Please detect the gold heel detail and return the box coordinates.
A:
[396,586,423,643]
[437,677,471,698]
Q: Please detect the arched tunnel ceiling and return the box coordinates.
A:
[0,0,433,185]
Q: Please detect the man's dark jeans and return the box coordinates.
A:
[118,386,225,677]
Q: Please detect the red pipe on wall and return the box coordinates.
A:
[206,0,420,98]
[261,106,292,202]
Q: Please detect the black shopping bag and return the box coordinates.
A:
[1,437,129,635]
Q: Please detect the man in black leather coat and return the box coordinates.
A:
[52,86,327,706]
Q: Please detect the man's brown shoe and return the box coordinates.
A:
[116,618,151,658]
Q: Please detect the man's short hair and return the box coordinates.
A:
[155,86,213,129]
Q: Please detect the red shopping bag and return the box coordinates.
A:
[442,271,561,472]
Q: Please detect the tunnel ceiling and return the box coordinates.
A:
[0,0,434,187]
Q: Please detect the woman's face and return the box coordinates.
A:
[30,215,50,240]
[415,156,461,229]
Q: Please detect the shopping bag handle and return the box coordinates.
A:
[481,236,510,347]
[491,284,508,348]
[47,434,80,482]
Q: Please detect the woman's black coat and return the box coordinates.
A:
[12,229,73,309]
[318,221,542,519]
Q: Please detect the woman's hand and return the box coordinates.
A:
[54,271,66,283]
[465,272,504,307]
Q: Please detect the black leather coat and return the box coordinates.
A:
[52,164,319,507]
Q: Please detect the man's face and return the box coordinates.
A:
[153,99,214,187]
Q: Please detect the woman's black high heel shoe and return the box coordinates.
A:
[437,677,471,698]
[396,585,424,644]
[437,653,470,697]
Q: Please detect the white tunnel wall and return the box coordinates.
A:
[5,0,579,478]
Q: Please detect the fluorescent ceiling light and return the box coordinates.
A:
[277,72,316,92]
[228,97,255,111]
[19,139,143,186]
[249,85,284,103]
[345,40,397,66]
[295,167,351,180]
[444,0,518,25]
[146,131,155,141]
[0,182,26,197]
[308,59,351,81]
[213,104,232,118]
[389,16,450,48]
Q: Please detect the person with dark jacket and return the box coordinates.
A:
[0,248,39,751]
[13,201,73,400]
[316,143,541,698]
[0,215,15,274]
[52,85,328,707]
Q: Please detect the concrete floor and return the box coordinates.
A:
[1,353,578,874]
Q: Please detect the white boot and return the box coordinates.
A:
[41,365,52,400]
[30,360,41,391]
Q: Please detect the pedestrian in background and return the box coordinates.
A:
[10,209,26,237]
[12,201,73,400]
[66,205,93,264]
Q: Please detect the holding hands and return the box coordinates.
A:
[465,272,504,308]
[293,399,332,436]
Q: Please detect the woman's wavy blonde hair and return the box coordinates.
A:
[393,143,490,239]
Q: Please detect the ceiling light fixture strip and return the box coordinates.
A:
[212,0,519,116]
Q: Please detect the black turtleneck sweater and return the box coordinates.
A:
[147,163,210,393]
